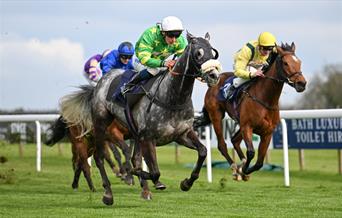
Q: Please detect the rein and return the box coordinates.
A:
[242,90,279,111]
[243,52,301,111]
[146,39,217,111]
[145,42,197,111]
[145,70,191,111]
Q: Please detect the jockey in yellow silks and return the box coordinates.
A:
[225,32,277,99]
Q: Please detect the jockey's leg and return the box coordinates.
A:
[121,69,153,94]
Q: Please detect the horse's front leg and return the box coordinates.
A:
[210,111,237,178]
[131,140,152,200]
[103,143,122,178]
[240,126,255,175]
[106,142,123,178]
[244,133,272,174]
[113,140,135,185]
[176,130,207,191]
[231,129,253,181]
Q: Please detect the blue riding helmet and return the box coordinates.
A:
[118,42,134,56]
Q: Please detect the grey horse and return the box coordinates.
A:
[60,32,222,206]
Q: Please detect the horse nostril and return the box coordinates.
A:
[209,73,217,79]
[298,81,307,88]
[295,81,307,92]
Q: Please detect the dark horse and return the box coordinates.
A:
[60,32,221,205]
[45,116,134,191]
[195,43,306,180]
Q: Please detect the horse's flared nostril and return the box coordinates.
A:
[209,72,218,80]
[295,81,307,92]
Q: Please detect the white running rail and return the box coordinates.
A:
[0,114,59,172]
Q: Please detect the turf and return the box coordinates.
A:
[0,143,341,217]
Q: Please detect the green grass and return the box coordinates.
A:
[0,143,341,217]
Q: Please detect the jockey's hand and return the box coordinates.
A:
[255,69,265,78]
[250,69,265,78]
[164,60,176,68]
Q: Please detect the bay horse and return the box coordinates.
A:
[45,116,134,191]
[195,43,306,180]
[60,32,221,205]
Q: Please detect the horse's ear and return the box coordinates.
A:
[205,32,210,41]
[291,42,296,52]
[186,31,195,42]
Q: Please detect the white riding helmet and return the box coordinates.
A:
[161,16,184,31]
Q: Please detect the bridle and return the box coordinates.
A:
[264,52,303,87]
[171,39,219,79]
[146,38,218,111]
[243,50,302,110]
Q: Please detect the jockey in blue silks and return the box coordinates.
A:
[100,41,135,75]
[83,41,137,86]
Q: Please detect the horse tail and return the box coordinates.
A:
[193,107,211,129]
[45,116,68,146]
[60,85,94,137]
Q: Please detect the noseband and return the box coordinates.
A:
[265,53,302,86]
[244,51,302,111]
[172,40,218,79]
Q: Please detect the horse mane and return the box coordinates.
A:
[280,42,293,52]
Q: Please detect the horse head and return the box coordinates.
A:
[276,42,307,92]
[173,32,221,87]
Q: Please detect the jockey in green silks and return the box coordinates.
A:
[121,16,187,94]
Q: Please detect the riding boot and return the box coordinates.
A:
[226,85,236,100]
[121,69,153,95]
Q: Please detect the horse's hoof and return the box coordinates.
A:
[232,173,242,181]
[102,191,113,205]
[154,181,166,190]
[180,179,191,191]
[242,174,250,181]
[141,190,152,200]
[71,183,78,190]
[124,176,135,186]
[102,195,113,206]
[112,168,122,178]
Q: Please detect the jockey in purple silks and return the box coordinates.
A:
[83,41,137,86]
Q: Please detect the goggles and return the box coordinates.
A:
[164,31,182,38]
[120,54,133,60]
[260,46,274,51]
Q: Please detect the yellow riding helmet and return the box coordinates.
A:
[258,32,276,47]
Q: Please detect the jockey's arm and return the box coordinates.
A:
[88,59,100,81]
[100,54,117,75]
[136,33,163,68]
[233,45,254,79]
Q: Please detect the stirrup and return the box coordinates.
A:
[121,84,133,95]
[121,87,130,95]
[226,87,235,100]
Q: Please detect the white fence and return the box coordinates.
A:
[0,114,59,172]
[202,109,342,186]
[279,109,342,186]
[1,109,342,186]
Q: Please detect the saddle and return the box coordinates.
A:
[106,70,166,138]
[106,70,163,108]
[218,76,256,122]
[218,76,253,103]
